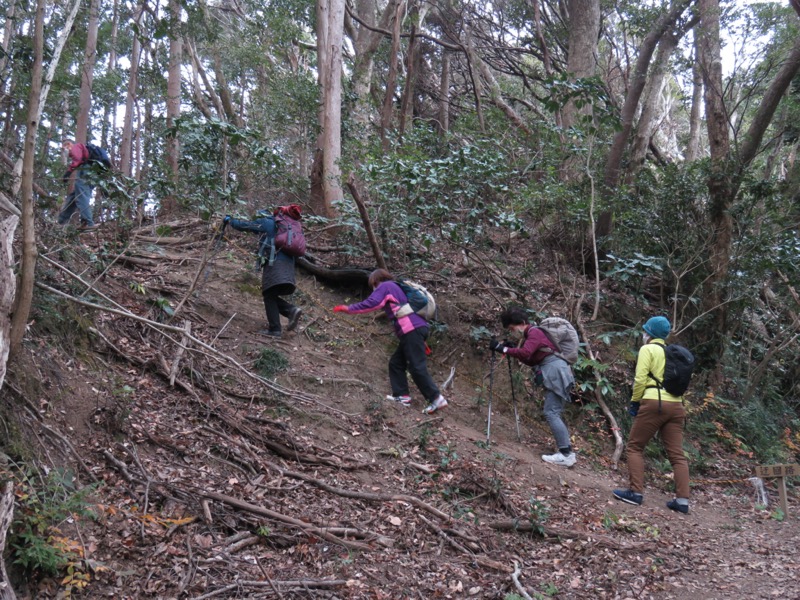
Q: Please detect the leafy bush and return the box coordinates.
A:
[254,347,289,379]
[10,468,98,577]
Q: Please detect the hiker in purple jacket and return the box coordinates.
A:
[333,268,447,414]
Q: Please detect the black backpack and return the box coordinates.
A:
[84,143,112,170]
[647,342,695,397]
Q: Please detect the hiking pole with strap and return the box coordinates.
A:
[214,219,229,249]
[486,349,496,444]
[202,220,230,287]
[507,355,521,442]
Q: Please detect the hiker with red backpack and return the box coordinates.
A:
[57,139,99,230]
[490,307,577,467]
[613,316,692,514]
[223,205,304,337]
[333,268,447,415]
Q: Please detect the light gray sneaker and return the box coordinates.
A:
[542,452,576,467]
[422,395,448,415]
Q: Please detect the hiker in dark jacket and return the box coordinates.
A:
[223,209,302,337]
[58,139,97,230]
[613,316,690,514]
[490,307,576,467]
[333,268,447,415]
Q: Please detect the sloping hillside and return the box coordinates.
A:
[1,219,798,599]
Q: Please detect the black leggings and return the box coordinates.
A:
[388,328,439,402]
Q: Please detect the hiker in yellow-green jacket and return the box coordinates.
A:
[613,316,690,514]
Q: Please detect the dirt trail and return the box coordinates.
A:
[8,225,799,599]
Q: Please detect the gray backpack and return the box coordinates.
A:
[537,317,580,364]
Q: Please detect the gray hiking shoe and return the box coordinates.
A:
[542,452,576,467]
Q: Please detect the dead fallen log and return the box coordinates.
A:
[296,256,370,286]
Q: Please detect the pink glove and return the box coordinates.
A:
[333,305,349,313]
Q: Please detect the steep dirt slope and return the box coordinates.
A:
[1,220,798,599]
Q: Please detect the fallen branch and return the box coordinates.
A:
[262,460,453,522]
[442,366,456,392]
[201,490,374,550]
[418,513,473,555]
[487,519,657,551]
[169,320,192,387]
[193,579,347,600]
[511,561,533,600]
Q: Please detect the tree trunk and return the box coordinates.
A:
[162,0,182,216]
[101,0,120,161]
[398,9,419,138]
[477,57,532,135]
[697,0,732,365]
[0,482,17,599]
[463,26,484,132]
[120,4,144,178]
[9,0,43,357]
[320,0,345,217]
[627,30,679,178]
[603,0,692,193]
[380,0,405,151]
[0,211,18,392]
[735,33,800,171]
[186,39,222,119]
[12,0,80,192]
[699,5,800,367]
[348,0,396,133]
[560,0,600,132]
[76,0,100,143]
[212,52,243,128]
[0,0,15,88]
[436,49,450,135]
[533,0,552,77]
[685,31,703,162]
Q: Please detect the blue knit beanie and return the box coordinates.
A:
[643,316,671,339]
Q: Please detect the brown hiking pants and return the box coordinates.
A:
[626,400,690,499]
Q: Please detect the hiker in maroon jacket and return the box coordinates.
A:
[490,307,577,467]
[333,268,447,415]
[57,139,97,230]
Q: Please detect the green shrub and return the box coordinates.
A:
[10,468,98,577]
[254,347,289,379]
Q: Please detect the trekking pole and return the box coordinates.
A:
[213,219,229,250]
[507,356,521,442]
[486,349,496,444]
[202,220,229,286]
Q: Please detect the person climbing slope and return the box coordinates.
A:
[223,207,303,337]
[333,268,447,415]
[490,306,577,467]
